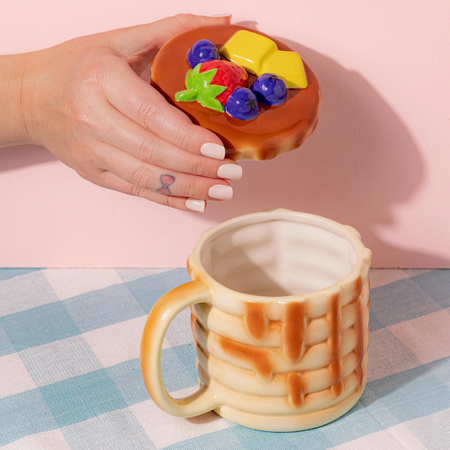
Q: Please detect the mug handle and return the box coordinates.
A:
[140,280,220,417]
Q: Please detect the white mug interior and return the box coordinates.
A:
[200,213,358,297]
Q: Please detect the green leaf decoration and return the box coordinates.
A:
[175,88,197,102]
[199,96,224,112]
[175,63,227,112]
[204,83,227,98]
[185,65,197,87]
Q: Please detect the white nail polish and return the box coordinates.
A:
[201,143,226,160]
[186,198,206,213]
[217,164,243,180]
[208,14,232,17]
[209,185,233,200]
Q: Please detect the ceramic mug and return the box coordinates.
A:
[141,209,372,432]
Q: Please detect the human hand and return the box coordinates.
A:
[19,14,241,212]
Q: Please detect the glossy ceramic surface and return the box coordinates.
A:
[141,209,372,431]
[150,25,321,160]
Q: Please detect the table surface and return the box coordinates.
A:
[0,268,449,450]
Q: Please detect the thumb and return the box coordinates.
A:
[110,14,232,56]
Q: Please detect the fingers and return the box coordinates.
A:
[95,104,242,180]
[89,170,206,212]
[102,59,227,159]
[93,142,234,201]
[109,14,231,56]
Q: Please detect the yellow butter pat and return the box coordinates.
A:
[220,30,307,89]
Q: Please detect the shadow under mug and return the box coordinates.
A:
[141,209,372,432]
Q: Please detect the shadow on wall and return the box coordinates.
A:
[1,22,448,268]
[0,145,56,172]
[203,21,449,268]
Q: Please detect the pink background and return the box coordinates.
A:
[0,1,449,268]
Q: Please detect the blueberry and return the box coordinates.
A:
[251,73,288,106]
[187,40,220,68]
[225,88,260,120]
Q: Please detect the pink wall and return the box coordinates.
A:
[0,1,449,268]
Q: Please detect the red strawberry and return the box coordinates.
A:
[175,60,248,113]
[199,60,248,106]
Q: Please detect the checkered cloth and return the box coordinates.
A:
[0,268,449,449]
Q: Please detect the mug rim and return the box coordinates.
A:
[187,208,372,302]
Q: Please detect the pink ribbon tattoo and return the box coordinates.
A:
[157,174,175,195]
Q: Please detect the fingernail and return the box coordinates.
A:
[217,164,242,180]
[186,198,206,213]
[209,185,233,200]
[201,143,226,160]
[208,14,232,17]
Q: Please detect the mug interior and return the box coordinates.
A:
[200,214,358,297]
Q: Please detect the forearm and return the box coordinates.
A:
[0,53,33,147]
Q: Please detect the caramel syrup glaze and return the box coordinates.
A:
[287,372,304,407]
[328,292,344,398]
[218,337,273,383]
[150,25,321,161]
[192,275,368,408]
[284,302,306,363]
[190,308,197,340]
[244,302,267,340]
[355,276,370,386]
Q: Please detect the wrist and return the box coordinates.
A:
[0,52,36,147]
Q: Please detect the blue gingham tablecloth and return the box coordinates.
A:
[0,268,449,450]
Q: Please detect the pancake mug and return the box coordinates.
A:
[140,209,372,432]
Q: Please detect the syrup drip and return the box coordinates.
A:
[244,302,267,340]
[329,293,343,398]
[284,302,305,362]
[354,276,365,389]
[215,279,368,405]
[355,297,364,388]
[287,372,304,407]
[218,336,272,382]
[284,302,307,407]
